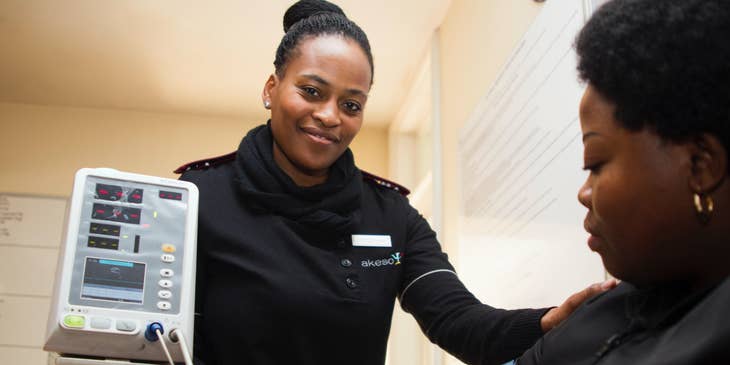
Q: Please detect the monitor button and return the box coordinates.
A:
[90,317,112,329]
[62,315,85,329]
[158,279,173,288]
[158,290,172,299]
[116,320,137,332]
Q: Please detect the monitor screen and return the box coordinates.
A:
[81,257,146,304]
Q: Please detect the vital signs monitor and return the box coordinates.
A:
[44,168,198,364]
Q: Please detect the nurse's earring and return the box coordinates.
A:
[264,100,271,109]
[693,192,714,224]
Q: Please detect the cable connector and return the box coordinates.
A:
[169,329,194,365]
[146,322,174,365]
[145,322,164,342]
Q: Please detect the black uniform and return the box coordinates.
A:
[517,277,730,364]
[178,124,547,365]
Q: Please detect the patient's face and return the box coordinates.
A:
[577,85,696,286]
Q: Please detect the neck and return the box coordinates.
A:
[272,141,328,187]
[690,206,730,291]
[673,235,730,293]
[688,254,730,292]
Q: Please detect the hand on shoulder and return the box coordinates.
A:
[540,278,619,332]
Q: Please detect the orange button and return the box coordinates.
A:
[161,244,176,253]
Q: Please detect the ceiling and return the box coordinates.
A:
[0,0,452,128]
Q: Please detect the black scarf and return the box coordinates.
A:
[233,123,362,242]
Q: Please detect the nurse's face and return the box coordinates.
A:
[263,35,371,186]
[577,85,698,286]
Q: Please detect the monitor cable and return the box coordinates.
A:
[170,328,194,365]
[145,322,174,365]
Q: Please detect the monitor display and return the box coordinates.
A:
[81,257,146,304]
[91,203,141,224]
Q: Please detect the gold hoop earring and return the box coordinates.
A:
[694,193,714,224]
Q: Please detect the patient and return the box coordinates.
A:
[517,0,730,363]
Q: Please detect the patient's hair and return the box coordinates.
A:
[576,0,730,153]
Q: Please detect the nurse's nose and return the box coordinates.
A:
[313,99,340,128]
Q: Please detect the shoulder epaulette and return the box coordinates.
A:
[174,151,236,174]
[361,170,410,196]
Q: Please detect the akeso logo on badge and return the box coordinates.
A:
[361,252,402,268]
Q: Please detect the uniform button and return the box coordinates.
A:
[345,276,358,289]
[340,258,352,267]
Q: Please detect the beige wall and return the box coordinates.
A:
[436,1,542,363]
[353,121,389,177]
[0,102,388,197]
[438,0,542,261]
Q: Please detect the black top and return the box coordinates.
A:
[517,277,730,364]
[180,124,547,365]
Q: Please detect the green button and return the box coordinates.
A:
[63,315,85,328]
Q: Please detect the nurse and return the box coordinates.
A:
[177,1,613,364]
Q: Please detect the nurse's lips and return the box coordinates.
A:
[301,126,340,145]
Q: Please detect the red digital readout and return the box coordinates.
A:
[159,191,182,201]
[91,203,142,224]
[95,184,143,203]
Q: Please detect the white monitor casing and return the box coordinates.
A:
[44,168,198,362]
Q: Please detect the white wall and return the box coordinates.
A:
[385,1,548,363]
[439,1,544,363]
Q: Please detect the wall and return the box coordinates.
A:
[438,0,542,271]
[437,0,543,363]
[384,1,545,363]
[385,43,436,365]
[0,102,388,196]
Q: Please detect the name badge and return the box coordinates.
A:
[352,234,392,248]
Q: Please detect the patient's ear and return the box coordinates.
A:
[687,133,728,194]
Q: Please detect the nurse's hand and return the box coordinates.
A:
[539,278,618,332]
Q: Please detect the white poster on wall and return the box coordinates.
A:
[0,194,67,364]
[456,0,605,309]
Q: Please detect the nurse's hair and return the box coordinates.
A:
[274,0,374,84]
[576,0,730,152]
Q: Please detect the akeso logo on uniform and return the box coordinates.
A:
[361,252,402,268]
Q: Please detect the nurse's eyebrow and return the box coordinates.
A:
[303,74,329,86]
[302,74,368,97]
